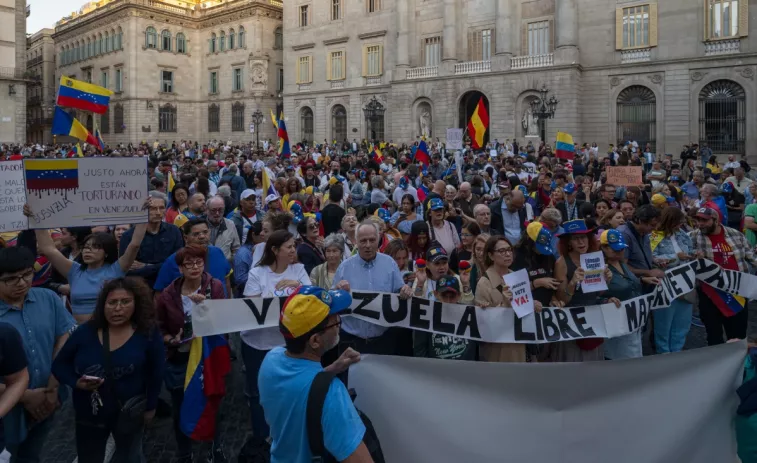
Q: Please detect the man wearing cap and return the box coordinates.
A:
[258,286,372,462]
[230,189,264,243]
[691,207,757,345]
[556,183,584,223]
[266,194,283,211]
[617,205,664,289]
[392,176,419,206]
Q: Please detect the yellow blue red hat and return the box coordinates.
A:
[374,208,391,223]
[279,286,352,339]
[427,197,444,211]
[600,229,628,251]
[526,222,554,256]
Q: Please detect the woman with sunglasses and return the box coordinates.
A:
[296,215,324,275]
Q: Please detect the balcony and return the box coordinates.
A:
[406,65,438,79]
[454,60,491,75]
[330,80,345,89]
[620,48,651,64]
[0,67,25,79]
[511,53,553,70]
[26,56,43,67]
[705,39,740,56]
[298,83,311,91]
[365,75,382,86]
[269,0,282,6]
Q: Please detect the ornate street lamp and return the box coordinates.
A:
[251,108,263,151]
[529,85,559,142]
[362,96,385,142]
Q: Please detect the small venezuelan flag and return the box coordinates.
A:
[373,146,384,164]
[270,109,279,130]
[25,159,80,192]
[278,118,291,158]
[555,132,576,160]
[52,107,99,146]
[180,336,231,441]
[413,140,430,168]
[56,76,113,114]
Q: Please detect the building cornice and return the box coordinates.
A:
[292,42,315,51]
[323,37,349,46]
[357,30,386,40]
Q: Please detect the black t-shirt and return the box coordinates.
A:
[726,191,746,228]
[321,203,346,237]
[511,253,556,305]
[0,323,28,450]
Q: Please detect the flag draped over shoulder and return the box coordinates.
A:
[467,97,489,150]
[52,107,99,146]
[180,335,231,441]
[278,118,291,158]
[413,141,430,168]
[555,132,575,160]
[56,75,113,114]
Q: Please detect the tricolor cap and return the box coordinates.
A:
[436,275,460,295]
[304,186,314,195]
[426,246,448,263]
[695,207,719,220]
[526,222,555,256]
[415,258,427,270]
[428,197,445,211]
[651,194,667,207]
[563,183,577,194]
[399,177,408,189]
[600,229,628,251]
[721,182,734,194]
[515,185,528,195]
[374,208,391,223]
[279,286,352,339]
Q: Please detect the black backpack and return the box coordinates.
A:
[306,372,385,463]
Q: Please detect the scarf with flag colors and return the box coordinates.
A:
[555,132,576,160]
[180,335,231,441]
[277,117,291,158]
[56,75,113,114]
[413,140,430,168]
[467,96,489,150]
[52,107,99,146]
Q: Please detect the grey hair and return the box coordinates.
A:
[701,184,718,196]
[244,160,253,169]
[371,175,383,188]
[217,185,232,198]
[323,233,345,253]
[356,219,381,239]
[148,190,168,206]
[446,185,457,193]
[228,164,238,174]
[207,160,218,168]
[540,207,562,224]
[473,203,489,216]
[207,195,226,207]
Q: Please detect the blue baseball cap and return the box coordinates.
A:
[527,222,555,256]
[374,208,391,223]
[550,181,557,189]
[560,219,593,235]
[399,177,408,189]
[563,183,577,194]
[428,197,445,211]
[721,182,734,193]
[436,275,460,295]
[600,229,628,251]
[669,175,681,182]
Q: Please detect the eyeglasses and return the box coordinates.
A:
[208,208,224,214]
[105,298,134,307]
[493,247,514,256]
[0,270,34,285]
[182,261,204,269]
[319,317,342,332]
[308,223,319,230]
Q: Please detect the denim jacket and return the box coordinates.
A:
[652,230,693,267]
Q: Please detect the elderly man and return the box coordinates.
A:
[454,182,480,222]
[230,189,264,243]
[724,155,741,171]
[724,167,754,195]
[697,183,726,224]
[473,204,493,234]
[681,170,705,200]
[491,189,527,243]
[174,192,207,225]
[333,221,413,374]
[207,160,221,185]
[206,196,240,262]
[241,161,256,189]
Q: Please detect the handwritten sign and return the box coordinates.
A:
[0,161,28,232]
[580,251,608,293]
[446,128,463,150]
[606,166,643,186]
[503,269,535,318]
[25,157,149,229]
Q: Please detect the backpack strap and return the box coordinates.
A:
[307,371,337,462]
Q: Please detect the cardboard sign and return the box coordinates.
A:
[606,166,643,186]
[447,128,463,150]
[580,251,608,293]
[503,269,535,318]
[0,161,28,232]
[25,157,149,229]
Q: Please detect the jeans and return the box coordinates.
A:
[698,288,748,345]
[604,330,643,360]
[653,298,693,353]
[241,343,270,438]
[7,416,54,463]
[75,422,145,463]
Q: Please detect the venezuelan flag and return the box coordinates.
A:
[75,143,84,158]
[373,146,384,164]
[168,171,176,193]
[94,123,105,152]
[467,97,489,150]
[702,285,746,317]
[278,118,291,158]
[180,336,231,441]
[52,107,99,146]
[270,109,279,130]
[56,76,113,114]
[25,159,79,191]
[413,140,430,168]
[555,132,576,160]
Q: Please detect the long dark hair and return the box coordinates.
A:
[407,221,430,258]
[196,177,211,198]
[89,277,155,334]
[79,232,119,271]
[169,183,189,209]
[257,230,294,267]
[657,206,686,236]
[516,235,555,276]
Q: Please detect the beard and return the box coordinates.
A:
[321,333,339,354]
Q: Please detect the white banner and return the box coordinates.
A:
[349,341,746,463]
[446,128,463,150]
[194,259,757,344]
[0,161,27,232]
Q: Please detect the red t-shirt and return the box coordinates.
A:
[708,227,738,271]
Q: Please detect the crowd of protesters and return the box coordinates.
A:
[0,135,756,463]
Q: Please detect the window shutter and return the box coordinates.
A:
[521,23,528,55]
[420,38,426,66]
[739,0,749,37]
[649,4,658,47]
[362,46,368,76]
[327,53,332,80]
[704,0,710,40]
[379,45,384,74]
[548,19,555,52]
[308,56,313,83]
[296,60,301,84]
[341,51,346,80]
[615,8,624,49]
[490,28,496,59]
[467,31,475,61]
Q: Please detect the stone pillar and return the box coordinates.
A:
[554,0,579,65]
[494,0,512,71]
[396,0,409,73]
[442,0,456,63]
[254,17,264,53]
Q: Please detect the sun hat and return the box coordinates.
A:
[560,219,594,236]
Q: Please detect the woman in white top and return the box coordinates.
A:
[242,229,310,439]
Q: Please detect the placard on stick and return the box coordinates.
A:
[606,166,643,186]
[446,128,463,150]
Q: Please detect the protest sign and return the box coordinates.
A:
[0,161,28,232]
[24,157,149,229]
[196,259,757,345]
[489,149,498,159]
[446,128,463,150]
[503,269,534,318]
[350,341,745,463]
[606,166,643,186]
[580,251,608,293]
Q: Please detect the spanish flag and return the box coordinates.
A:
[270,109,279,130]
[56,76,113,114]
[555,132,576,160]
[467,97,489,150]
[52,107,99,146]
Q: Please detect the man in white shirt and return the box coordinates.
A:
[724,155,741,171]
[392,177,419,205]
[724,167,753,195]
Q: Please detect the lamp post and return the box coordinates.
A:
[529,85,559,143]
[251,108,263,152]
[362,96,385,143]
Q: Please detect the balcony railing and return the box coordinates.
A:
[147,0,189,15]
[406,65,438,79]
[365,75,382,86]
[298,83,311,91]
[511,53,553,70]
[330,80,345,89]
[0,67,25,79]
[620,47,651,64]
[705,39,740,56]
[269,0,282,6]
[454,60,491,75]
[27,56,43,67]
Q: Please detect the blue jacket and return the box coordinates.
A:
[652,229,693,266]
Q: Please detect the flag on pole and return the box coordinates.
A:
[413,141,431,168]
[270,109,279,130]
[52,107,99,146]
[467,97,489,150]
[277,118,291,158]
[372,146,384,164]
[56,76,113,114]
[75,143,84,157]
[555,132,576,160]
[94,121,105,152]
[168,171,176,193]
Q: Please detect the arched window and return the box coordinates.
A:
[176,33,186,54]
[228,29,235,49]
[300,107,314,142]
[220,31,226,51]
[331,105,347,142]
[210,33,216,53]
[699,80,746,155]
[238,26,245,48]
[114,103,124,133]
[159,104,177,132]
[146,27,157,49]
[97,33,103,55]
[104,31,110,53]
[161,30,172,51]
[116,27,123,50]
[616,85,657,153]
[208,104,220,132]
[274,26,283,49]
[232,102,245,132]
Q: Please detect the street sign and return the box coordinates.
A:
[249,123,255,133]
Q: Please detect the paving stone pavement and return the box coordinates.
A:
[40,303,757,463]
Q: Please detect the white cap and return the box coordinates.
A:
[265,194,280,205]
[240,189,256,200]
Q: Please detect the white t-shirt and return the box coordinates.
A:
[429,221,460,255]
[241,263,311,350]
[393,185,419,205]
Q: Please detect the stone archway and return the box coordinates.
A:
[458,91,489,148]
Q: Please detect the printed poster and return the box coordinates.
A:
[0,161,28,232]
[503,268,535,318]
[580,251,608,293]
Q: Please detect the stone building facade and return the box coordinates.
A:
[26,28,57,145]
[0,0,29,143]
[52,0,284,147]
[283,0,757,163]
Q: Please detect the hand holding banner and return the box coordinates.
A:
[503,269,534,318]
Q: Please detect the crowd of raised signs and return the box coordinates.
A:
[0,136,756,463]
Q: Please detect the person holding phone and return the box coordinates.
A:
[155,245,227,463]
